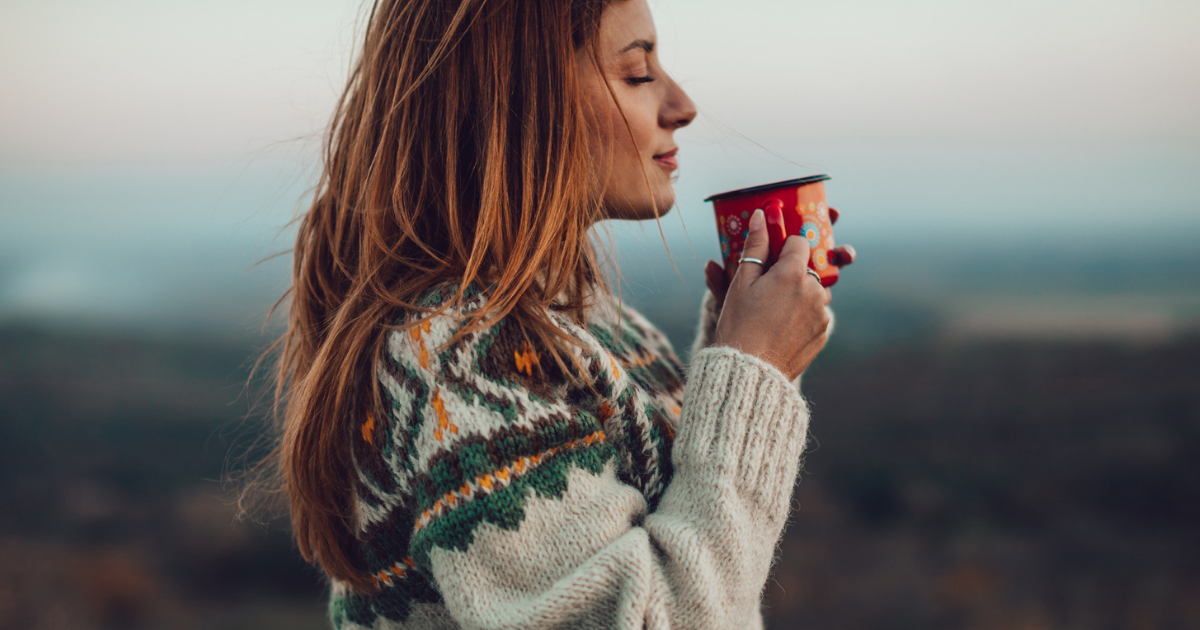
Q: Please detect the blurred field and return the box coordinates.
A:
[3,293,1198,628]
[0,327,326,630]
[771,335,1200,629]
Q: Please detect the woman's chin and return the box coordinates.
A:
[598,185,676,221]
[635,190,678,220]
[624,202,674,221]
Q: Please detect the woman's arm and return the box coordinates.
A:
[347,309,809,630]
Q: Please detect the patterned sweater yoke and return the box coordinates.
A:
[330,283,813,630]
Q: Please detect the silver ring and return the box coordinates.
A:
[806,268,822,283]
[739,256,765,266]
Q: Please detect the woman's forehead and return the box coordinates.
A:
[600,0,657,57]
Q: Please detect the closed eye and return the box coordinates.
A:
[626,76,655,85]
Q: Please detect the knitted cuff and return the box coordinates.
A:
[676,346,810,510]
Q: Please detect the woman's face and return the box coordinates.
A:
[580,0,697,222]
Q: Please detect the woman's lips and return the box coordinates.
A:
[653,149,678,171]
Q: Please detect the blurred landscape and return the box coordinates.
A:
[0,328,327,630]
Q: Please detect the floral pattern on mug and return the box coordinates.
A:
[802,221,821,248]
[813,249,828,271]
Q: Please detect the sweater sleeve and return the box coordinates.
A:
[352,308,810,630]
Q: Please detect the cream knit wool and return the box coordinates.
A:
[329,283,813,629]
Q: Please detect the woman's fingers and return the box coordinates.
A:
[731,209,769,288]
[775,232,813,272]
[704,260,729,307]
[830,244,856,267]
[764,203,787,264]
[716,228,831,380]
[778,234,828,305]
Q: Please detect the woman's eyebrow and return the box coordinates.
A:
[618,39,654,55]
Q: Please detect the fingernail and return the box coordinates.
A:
[749,208,764,232]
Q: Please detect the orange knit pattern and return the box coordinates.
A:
[514,341,541,376]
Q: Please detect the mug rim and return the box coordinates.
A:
[704,174,831,202]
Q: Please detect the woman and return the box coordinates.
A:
[271,0,855,627]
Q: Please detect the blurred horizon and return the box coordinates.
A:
[3,141,1198,345]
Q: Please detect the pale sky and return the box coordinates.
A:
[1,0,1197,163]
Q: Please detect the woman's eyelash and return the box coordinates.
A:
[626,76,655,85]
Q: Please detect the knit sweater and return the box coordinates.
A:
[329,282,813,630]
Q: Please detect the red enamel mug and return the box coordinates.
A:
[705,174,838,287]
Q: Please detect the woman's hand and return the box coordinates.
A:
[704,207,855,310]
[709,209,850,380]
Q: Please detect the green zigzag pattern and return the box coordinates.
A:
[408,441,618,572]
[414,409,603,510]
[330,569,442,627]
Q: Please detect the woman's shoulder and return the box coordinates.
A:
[386,280,627,363]
[587,293,677,353]
[379,280,596,401]
[378,280,683,402]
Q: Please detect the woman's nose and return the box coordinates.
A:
[661,79,697,130]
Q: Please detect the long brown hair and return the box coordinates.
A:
[264,0,628,590]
